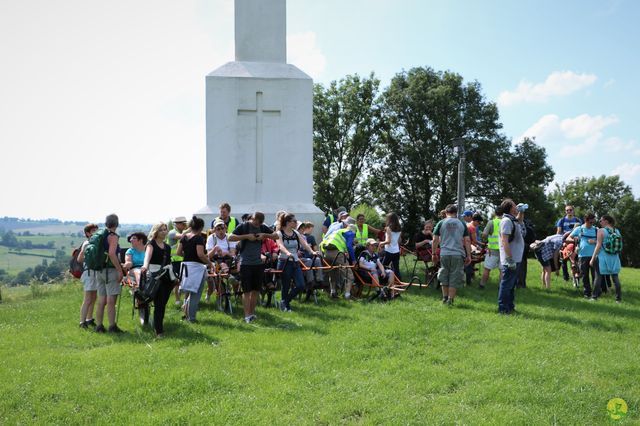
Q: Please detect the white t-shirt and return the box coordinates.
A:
[206,234,237,254]
[385,231,401,254]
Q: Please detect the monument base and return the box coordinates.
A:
[195,202,325,238]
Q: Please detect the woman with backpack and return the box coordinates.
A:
[276,213,319,312]
[590,214,622,302]
[140,223,173,337]
[77,223,99,329]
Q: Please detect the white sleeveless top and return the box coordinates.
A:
[385,231,401,254]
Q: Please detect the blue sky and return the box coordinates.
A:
[0,0,638,223]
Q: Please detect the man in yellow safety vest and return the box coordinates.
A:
[354,213,382,246]
[212,202,238,234]
[480,207,503,289]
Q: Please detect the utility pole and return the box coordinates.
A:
[452,138,466,215]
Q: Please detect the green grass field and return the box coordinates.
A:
[0,261,637,424]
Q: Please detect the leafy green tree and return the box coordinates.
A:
[550,175,638,265]
[492,137,556,236]
[613,196,640,267]
[313,73,383,212]
[1,231,18,247]
[368,67,509,233]
[549,175,633,218]
[349,203,384,229]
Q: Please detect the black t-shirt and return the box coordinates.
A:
[181,234,206,263]
[414,232,433,246]
[233,222,273,266]
[149,240,171,266]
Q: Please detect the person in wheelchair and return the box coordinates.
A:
[276,213,320,312]
[298,221,325,299]
[357,239,396,286]
[205,219,238,302]
[414,220,434,261]
[123,232,148,287]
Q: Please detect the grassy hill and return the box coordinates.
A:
[0,262,637,424]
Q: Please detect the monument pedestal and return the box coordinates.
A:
[195,61,323,230]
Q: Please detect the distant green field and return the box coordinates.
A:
[0,234,132,276]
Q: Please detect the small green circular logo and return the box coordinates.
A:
[607,398,628,420]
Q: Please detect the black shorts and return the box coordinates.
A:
[240,264,265,292]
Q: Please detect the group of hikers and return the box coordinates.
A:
[74,199,624,336]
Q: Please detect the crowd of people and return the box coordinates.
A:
[74,199,624,336]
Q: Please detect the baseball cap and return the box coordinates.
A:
[212,219,225,228]
[462,210,473,217]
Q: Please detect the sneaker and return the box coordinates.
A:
[442,296,449,304]
[174,300,182,307]
[588,297,597,302]
[446,298,454,307]
[344,292,351,300]
[108,325,124,334]
[85,319,96,327]
[79,322,88,329]
[155,333,164,339]
[244,316,252,323]
[205,295,210,303]
[583,294,591,299]
[479,285,485,290]
[330,292,338,299]
[616,299,621,304]
[95,324,106,333]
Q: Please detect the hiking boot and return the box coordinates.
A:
[79,322,88,329]
[108,325,124,334]
[95,324,106,333]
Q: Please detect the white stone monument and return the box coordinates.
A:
[196,0,323,229]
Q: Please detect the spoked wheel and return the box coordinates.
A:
[216,281,233,315]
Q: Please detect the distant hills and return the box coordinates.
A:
[0,217,150,235]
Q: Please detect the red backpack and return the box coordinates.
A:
[69,244,84,279]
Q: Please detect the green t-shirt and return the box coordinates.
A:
[434,217,468,256]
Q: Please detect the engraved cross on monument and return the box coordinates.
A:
[196,0,323,228]
[237,92,281,184]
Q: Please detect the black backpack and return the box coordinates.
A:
[134,269,168,306]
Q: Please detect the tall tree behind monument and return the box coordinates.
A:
[196,0,322,227]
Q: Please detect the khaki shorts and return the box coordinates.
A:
[97,269,122,297]
[437,255,464,288]
[82,270,99,292]
[483,251,500,270]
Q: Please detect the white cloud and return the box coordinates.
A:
[287,31,326,79]
[498,71,597,106]
[604,137,636,153]
[612,163,640,181]
[518,113,619,158]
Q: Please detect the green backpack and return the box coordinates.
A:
[83,229,110,271]
[603,228,623,255]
